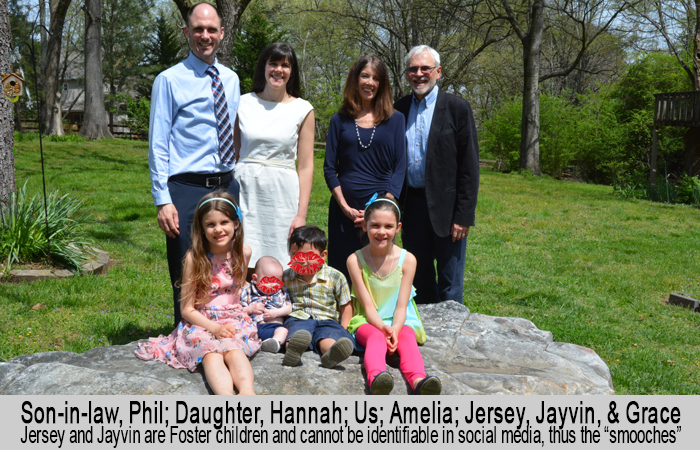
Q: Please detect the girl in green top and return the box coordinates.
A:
[346,194,441,395]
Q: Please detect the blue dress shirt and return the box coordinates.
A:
[405,85,439,188]
[148,52,241,205]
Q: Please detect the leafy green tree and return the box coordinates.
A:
[102,0,155,133]
[137,10,186,99]
[232,5,287,93]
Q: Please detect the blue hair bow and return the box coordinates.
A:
[364,192,401,221]
[365,192,378,208]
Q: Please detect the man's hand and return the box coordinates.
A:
[288,215,306,238]
[451,223,469,242]
[157,203,180,238]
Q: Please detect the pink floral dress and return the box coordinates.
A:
[135,254,261,371]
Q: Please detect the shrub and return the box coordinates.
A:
[13,132,40,142]
[675,174,700,205]
[481,98,521,171]
[122,96,151,138]
[0,182,94,273]
[48,134,85,142]
[481,94,579,175]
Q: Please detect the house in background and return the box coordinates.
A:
[59,57,130,136]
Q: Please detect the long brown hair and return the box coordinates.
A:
[180,191,245,308]
[339,55,394,123]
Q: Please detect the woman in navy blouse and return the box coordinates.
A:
[324,55,407,283]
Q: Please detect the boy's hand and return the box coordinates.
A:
[261,309,277,321]
[247,303,265,315]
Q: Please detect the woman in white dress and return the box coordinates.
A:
[234,43,315,269]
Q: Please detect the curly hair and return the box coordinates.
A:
[180,191,245,308]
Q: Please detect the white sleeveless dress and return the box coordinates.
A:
[234,93,314,267]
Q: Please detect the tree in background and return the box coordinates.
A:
[486,0,637,175]
[137,5,186,99]
[57,2,85,122]
[1,0,15,208]
[81,0,112,139]
[625,1,700,175]
[303,0,510,99]
[42,0,72,135]
[481,53,690,182]
[232,3,287,93]
[102,0,154,134]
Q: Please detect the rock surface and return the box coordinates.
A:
[0,302,614,395]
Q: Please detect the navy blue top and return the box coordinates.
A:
[323,111,407,210]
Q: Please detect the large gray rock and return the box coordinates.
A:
[0,302,613,395]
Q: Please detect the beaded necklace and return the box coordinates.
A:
[355,119,376,149]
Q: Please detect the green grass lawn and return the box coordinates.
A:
[2,138,699,394]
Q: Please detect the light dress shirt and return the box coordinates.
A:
[148,52,241,205]
[405,85,439,188]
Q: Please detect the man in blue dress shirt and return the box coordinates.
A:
[148,3,241,325]
[395,45,480,304]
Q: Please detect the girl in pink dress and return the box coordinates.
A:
[136,191,260,395]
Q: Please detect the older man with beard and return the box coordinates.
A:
[394,45,480,305]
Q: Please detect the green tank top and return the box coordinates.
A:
[347,248,426,344]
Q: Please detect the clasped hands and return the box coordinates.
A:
[382,324,399,354]
[342,205,364,228]
[244,302,278,322]
[213,323,238,339]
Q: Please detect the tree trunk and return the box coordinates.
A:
[14,102,23,132]
[519,0,545,175]
[172,0,251,69]
[0,0,15,210]
[42,0,72,136]
[693,1,700,91]
[81,0,112,139]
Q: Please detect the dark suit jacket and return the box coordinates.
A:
[395,88,480,237]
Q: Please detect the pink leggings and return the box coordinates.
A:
[356,323,426,388]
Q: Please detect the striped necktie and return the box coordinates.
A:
[205,65,235,167]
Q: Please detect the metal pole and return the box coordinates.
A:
[16,23,52,264]
[665,160,670,204]
[650,126,658,187]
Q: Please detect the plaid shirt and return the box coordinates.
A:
[283,265,351,322]
[240,283,291,323]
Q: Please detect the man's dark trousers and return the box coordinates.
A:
[401,187,466,304]
[166,177,240,326]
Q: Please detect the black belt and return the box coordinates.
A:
[169,171,232,187]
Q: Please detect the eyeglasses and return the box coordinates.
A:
[407,66,436,74]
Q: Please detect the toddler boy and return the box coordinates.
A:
[282,225,354,368]
[241,256,292,353]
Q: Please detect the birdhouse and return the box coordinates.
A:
[2,72,24,103]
